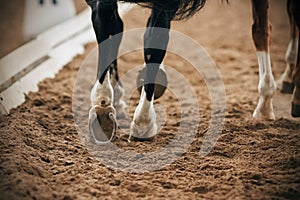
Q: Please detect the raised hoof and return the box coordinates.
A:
[88,105,117,144]
[280,81,295,94]
[291,103,300,118]
[137,67,168,100]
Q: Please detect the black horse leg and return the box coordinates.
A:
[143,9,172,101]
[89,0,126,111]
[87,0,124,143]
[88,1,123,83]
[281,0,298,94]
[129,9,173,141]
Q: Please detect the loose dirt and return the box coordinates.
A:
[1,0,299,199]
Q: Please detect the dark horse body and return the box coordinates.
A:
[86,0,300,143]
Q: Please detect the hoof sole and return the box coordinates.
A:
[137,67,167,100]
[88,106,117,144]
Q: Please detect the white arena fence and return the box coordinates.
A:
[0,3,134,115]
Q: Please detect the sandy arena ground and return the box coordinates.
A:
[1,0,300,199]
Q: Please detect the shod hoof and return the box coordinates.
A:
[88,105,117,144]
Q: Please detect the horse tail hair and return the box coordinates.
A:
[120,0,206,20]
[85,0,231,20]
[174,0,206,20]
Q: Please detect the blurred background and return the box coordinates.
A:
[0,0,87,58]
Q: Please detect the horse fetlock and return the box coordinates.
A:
[285,38,298,64]
[258,76,276,98]
[112,82,128,118]
[278,63,295,94]
[292,67,300,85]
[91,79,114,107]
[283,63,294,81]
[114,99,128,119]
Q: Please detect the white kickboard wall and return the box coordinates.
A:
[24,0,76,40]
[0,3,134,115]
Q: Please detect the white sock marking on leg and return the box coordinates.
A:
[130,87,157,140]
[253,51,276,119]
[91,71,114,107]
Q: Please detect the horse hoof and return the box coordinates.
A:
[291,103,300,118]
[253,108,275,120]
[280,81,294,94]
[136,67,168,100]
[88,105,117,144]
[129,121,157,142]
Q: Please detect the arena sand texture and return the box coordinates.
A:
[0,0,300,199]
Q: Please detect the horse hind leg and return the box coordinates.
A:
[280,0,298,94]
[87,1,124,143]
[129,9,172,141]
[251,0,276,120]
[292,40,300,117]
[108,44,127,119]
[291,0,300,117]
[281,34,298,94]
[89,73,117,144]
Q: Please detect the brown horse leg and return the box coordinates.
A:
[280,0,298,94]
[291,0,300,117]
[251,0,276,119]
